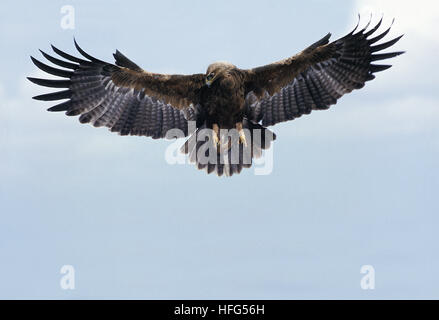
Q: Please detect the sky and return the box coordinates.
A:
[0,0,438,299]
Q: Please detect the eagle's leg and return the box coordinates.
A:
[236,122,247,147]
[212,123,220,146]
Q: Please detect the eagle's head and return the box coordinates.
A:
[205,61,236,87]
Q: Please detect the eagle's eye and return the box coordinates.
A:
[206,73,215,81]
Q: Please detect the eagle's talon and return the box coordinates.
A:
[212,132,219,145]
[239,133,248,147]
[212,123,220,146]
[236,122,248,147]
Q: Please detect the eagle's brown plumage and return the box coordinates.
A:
[29,17,404,176]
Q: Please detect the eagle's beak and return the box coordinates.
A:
[205,73,216,87]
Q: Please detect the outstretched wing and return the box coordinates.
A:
[28,41,205,138]
[244,17,404,127]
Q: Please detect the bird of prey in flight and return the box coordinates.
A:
[29,16,403,176]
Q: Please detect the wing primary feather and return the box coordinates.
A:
[30,56,73,78]
[33,90,72,101]
[27,77,71,88]
[371,35,404,52]
[370,51,405,61]
[354,14,372,35]
[73,38,107,64]
[360,13,373,33]
[367,20,395,44]
[47,101,71,112]
[364,16,384,37]
[347,14,361,36]
[369,64,392,73]
[51,44,89,64]
[39,50,78,70]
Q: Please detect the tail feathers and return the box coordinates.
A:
[180,119,276,177]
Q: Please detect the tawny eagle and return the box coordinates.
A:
[29,17,403,176]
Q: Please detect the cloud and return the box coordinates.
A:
[353,0,438,90]
[355,0,438,42]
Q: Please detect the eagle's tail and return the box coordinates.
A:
[180,119,276,177]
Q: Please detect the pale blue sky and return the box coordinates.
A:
[1,0,438,299]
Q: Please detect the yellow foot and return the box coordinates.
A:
[236,122,248,147]
[212,123,220,146]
